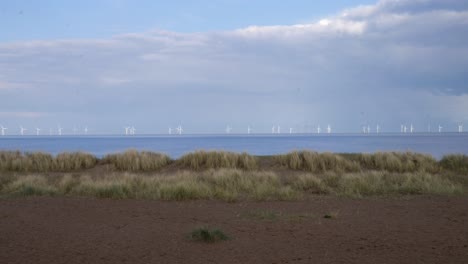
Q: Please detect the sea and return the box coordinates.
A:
[0,133,467,159]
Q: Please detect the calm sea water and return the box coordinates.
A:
[0,133,467,159]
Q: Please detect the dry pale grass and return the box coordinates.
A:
[440,154,468,174]
[276,151,360,173]
[0,169,463,200]
[277,151,440,173]
[103,150,171,171]
[177,151,258,170]
[0,151,97,172]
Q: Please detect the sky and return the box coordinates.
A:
[0,0,467,134]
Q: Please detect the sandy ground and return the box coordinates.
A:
[1,196,467,264]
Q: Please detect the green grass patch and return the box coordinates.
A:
[189,227,229,243]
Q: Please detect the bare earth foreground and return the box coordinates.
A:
[1,196,467,264]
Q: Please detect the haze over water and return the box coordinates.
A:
[0,134,466,159]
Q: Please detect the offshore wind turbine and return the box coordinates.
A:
[271,126,276,134]
[247,126,251,134]
[277,125,281,134]
[410,124,414,133]
[327,124,331,134]
[84,126,88,135]
[458,123,463,133]
[289,127,293,134]
[20,126,27,136]
[376,124,380,134]
[130,126,136,135]
[36,128,41,136]
[176,125,183,135]
[57,125,63,136]
[317,125,321,134]
[225,125,232,134]
[168,127,172,135]
[124,127,130,135]
[0,125,7,136]
[438,125,443,133]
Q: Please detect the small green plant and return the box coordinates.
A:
[323,211,339,219]
[189,227,229,243]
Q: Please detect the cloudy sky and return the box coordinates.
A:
[0,0,467,134]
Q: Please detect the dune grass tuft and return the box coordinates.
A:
[103,150,171,171]
[0,169,463,200]
[277,151,440,173]
[178,151,258,170]
[276,151,360,173]
[0,151,97,172]
[439,154,468,174]
[347,152,439,173]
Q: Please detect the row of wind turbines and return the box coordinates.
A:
[0,125,88,136]
[1,123,464,136]
[360,123,464,134]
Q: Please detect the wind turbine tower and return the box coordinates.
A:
[0,125,7,136]
[317,125,321,134]
[176,125,183,135]
[277,126,281,134]
[289,127,293,134]
[36,128,41,136]
[225,125,232,134]
[168,127,172,135]
[124,127,130,135]
[57,125,63,136]
[247,126,251,134]
[410,124,414,133]
[458,123,463,133]
[20,126,27,136]
[438,125,443,133]
[272,126,276,134]
[376,125,380,134]
[84,127,88,135]
[327,124,331,134]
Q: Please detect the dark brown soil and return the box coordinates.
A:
[1,196,467,264]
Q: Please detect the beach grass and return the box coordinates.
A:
[0,151,97,172]
[177,150,258,170]
[0,150,466,200]
[276,151,440,173]
[103,150,171,171]
[0,169,464,200]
